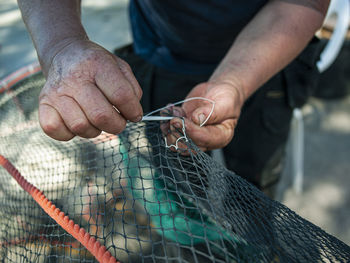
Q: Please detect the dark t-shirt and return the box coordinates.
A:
[129,0,267,74]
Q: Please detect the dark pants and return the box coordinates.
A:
[114,39,321,198]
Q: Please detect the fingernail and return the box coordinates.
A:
[133,115,142,122]
[173,122,181,129]
[198,113,206,126]
[173,108,181,117]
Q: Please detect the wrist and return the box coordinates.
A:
[39,35,88,77]
[208,75,246,110]
[18,0,87,77]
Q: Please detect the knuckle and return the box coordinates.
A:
[112,85,135,104]
[70,119,90,134]
[39,86,52,102]
[113,119,127,134]
[136,87,143,100]
[41,120,61,136]
[89,109,110,127]
[118,58,131,71]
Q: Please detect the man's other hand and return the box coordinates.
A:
[39,39,143,141]
[168,81,244,152]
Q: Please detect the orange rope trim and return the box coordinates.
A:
[0,62,41,94]
[0,155,119,263]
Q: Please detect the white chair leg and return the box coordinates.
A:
[291,108,304,194]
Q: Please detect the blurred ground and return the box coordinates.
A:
[280,96,350,244]
[0,0,131,78]
[1,0,349,246]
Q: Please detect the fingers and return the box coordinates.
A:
[39,94,102,140]
[169,117,236,151]
[116,58,143,100]
[182,82,242,127]
[160,105,185,135]
[39,103,75,141]
[189,104,215,127]
[169,120,191,152]
[159,101,235,151]
[189,96,234,126]
[40,68,139,140]
[95,57,143,122]
[73,82,127,134]
[40,56,142,140]
[40,81,128,139]
[39,40,144,141]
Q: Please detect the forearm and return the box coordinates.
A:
[210,0,329,103]
[17,0,87,76]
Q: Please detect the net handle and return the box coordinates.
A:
[0,154,119,263]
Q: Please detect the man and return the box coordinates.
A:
[18,0,329,197]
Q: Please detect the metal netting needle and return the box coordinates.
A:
[141,116,174,121]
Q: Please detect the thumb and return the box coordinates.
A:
[183,82,242,127]
[181,97,216,126]
[190,95,238,126]
[191,105,215,127]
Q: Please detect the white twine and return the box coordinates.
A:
[141,97,215,127]
[164,118,188,150]
[141,116,174,121]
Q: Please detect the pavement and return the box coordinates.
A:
[1,0,349,246]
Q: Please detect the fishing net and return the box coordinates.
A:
[0,66,349,263]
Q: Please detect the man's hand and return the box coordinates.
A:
[167,81,244,152]
[39,39,143,141]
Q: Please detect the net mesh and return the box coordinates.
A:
[0,70,349,263]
